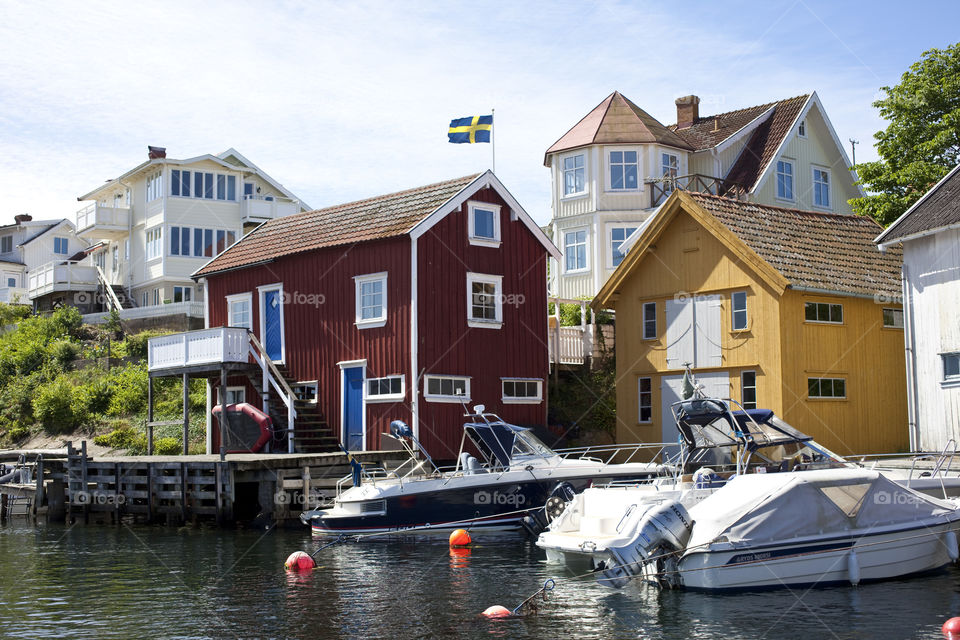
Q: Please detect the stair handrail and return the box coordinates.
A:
[247,331,298,453]
[95,266,124,312]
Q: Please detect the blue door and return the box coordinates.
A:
[343,366,364,450]
[263,289,283,362]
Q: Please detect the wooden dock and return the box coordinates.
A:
[1,442,408,527]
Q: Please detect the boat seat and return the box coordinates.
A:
[460,452,487,475]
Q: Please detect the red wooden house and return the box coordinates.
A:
[192,171,560,458]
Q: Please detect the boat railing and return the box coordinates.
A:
[853,445,960,481]
[551,442,677,468]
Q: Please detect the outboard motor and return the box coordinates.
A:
[597,500,693,589]
[390,420,412,439]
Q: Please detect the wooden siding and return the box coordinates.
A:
[903,231,960,450]
[778,291,908,455]
[416,186,548,457]
[205,235,413,452]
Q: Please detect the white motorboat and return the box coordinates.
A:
[597,468,960,591]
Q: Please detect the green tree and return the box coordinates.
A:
[851,43,960,226]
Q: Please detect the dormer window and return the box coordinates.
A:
[563,154,586,196]
[467,201,501,247]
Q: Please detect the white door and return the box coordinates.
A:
[660,372,729,452]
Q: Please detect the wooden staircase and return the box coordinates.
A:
[253,364,340,454]
[108,284,136,309]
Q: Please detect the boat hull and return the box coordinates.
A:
[678,523,958,591]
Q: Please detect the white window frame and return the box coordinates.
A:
[467,200,501,248]
[226,293,253,329]
[354,272,387,329]
[423,375,471,403]
[775,159,794,201]
[804,301,843,324]
[808,377,846,399]
[642,301,657,340]
[146,227,162,261]
[225,387,246,405]
[142,291,148,307]
[798,120,807,138]
[812,166,832,210]
[53,236,69,255]
[882,307,904,329]
[501,378,543,404]
[608,149,640,192]
[292,381,318,403]
[563,228,589,274]
[124,239,130,261]
[741,371,757,409]
[943,353,960,383]
[365,375,406,403]
[638,377,652,423]
[0,236,11,253]
[562,153,586,198]
[466,272,503,329]
[731,291,748,331]
[609,225,638,268]
[660,152,679,192]
[173,285,192,303]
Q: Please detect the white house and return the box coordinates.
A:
[0,214,89,306]
[545,91,864,300]
[876,163,960,451]
[39,146,309,323]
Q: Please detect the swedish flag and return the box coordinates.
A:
[448,115,493,143]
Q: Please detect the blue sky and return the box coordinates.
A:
[1,0,958,227]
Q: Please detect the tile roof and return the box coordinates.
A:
[544,91,694,163]
[689,192,902,300]
[194,174,480,277]
[875,163,960,244]
[719,95,809,192]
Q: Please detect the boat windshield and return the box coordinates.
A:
[464,416,557,468]
[511,429,556,460]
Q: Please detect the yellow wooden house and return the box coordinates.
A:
[593,190,907,456]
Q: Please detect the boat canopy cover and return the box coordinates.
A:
[465,422,520,467]
[685,469,955,551]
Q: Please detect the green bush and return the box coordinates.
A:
[6,425,30,442]
[123,330,171,361]
[50,340,79,369]
[93,425,140,449]
[106,364,148,416]
[71,374,111,422]
[153,437,181,455]
[0,303,31,328]
[33,376,79,433]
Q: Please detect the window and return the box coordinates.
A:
[293,381,318,403]
[661,153,679,193]
[172,226,233,257]
[0,236,11,253]
[424,375,470,402]
[94,250,105,270]
[146,227,162,260]
[467,273,502,327]
[610,226,637,267]
[563,154,585,196]
[53,237,68,255]
[798,120,806,137]
[609,150,638,190]
[171,169,237,201]
[812,167,831,209]
[468,201,500,246]
[564,229,587,272]
[225,387,245,405]
[804,301,843,324]
[142,292,148,307]
[502,378,543,404]
[883,308,904,329]
[124,239,129,260]
[638,377,652,423]
[173,286,191,303]
[741,371,757,409]
[6,277,16,287]
[808,377,846,399]
[365,375,405,402]
[170,169,191,197]
[731,291,748,331]
[354,273,387,328]
[152,288,160,306]
[944,354,960,381]
[112,245,119,272]
[776,160,794,200]
[642,302,657,340]
[146,171,163,201]
[227,294,252,329]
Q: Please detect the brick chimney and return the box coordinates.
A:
[148,146,167,159]
[675,95,700,129]
[14,214,32,224]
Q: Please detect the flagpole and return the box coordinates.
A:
[491,108,495,174]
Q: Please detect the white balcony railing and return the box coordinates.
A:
[27,261,98,298]
[241,195,299,223]
[82,301,205,325]
[0,287,29,305]
[76,203,131,235]
[147,327,249,371]
[548,297,597,366]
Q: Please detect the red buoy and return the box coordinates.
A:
[284,551,316,571]
[943,617,960,637]
[449,528,472,547]
[481,605,512,618]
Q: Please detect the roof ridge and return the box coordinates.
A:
[689,192,880,226]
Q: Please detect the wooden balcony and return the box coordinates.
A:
[76,203,131,240]
[27,260,98,298]
[241,195,300,225]
[148,327,250,373]
[647,174,748,208]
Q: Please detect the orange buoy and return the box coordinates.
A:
[943,617,960,637]
[449,528,472,547]
[481,605,512,618]
[284,550,316,571]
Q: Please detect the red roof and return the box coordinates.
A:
[195,175,479,277]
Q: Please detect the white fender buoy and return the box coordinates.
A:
[847,549,860,586]
[946,530,959,562]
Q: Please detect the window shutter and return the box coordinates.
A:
[694,294,723,368]
[665,299,694,370]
